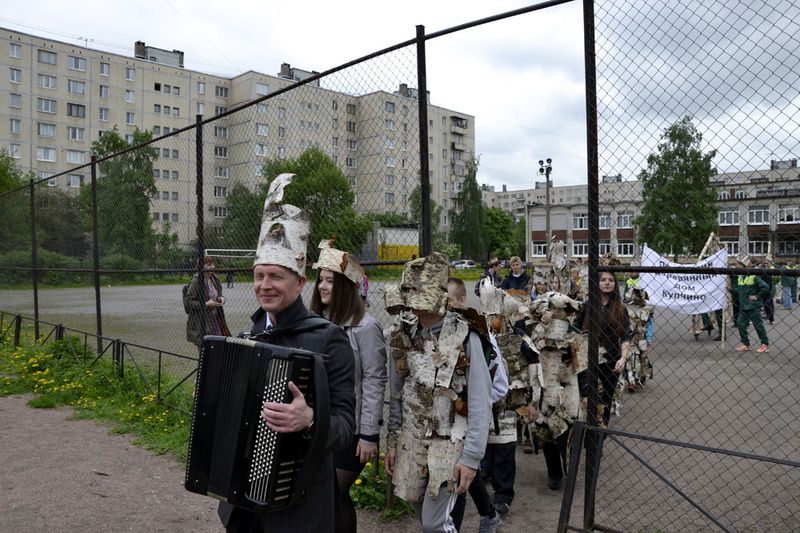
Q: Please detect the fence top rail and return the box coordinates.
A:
[601,265,800,276]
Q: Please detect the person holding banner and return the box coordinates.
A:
[733,268,770,353]
[575,271,631,426]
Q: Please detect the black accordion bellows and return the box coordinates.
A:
[185,336,330,513]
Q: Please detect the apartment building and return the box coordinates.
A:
[1,28,475,247]
[483,164,800,263]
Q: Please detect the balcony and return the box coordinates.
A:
[452,141,467,151]
[450,125,467,135]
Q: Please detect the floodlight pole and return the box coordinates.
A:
[539,158,553,250]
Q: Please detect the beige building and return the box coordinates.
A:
[2,28,475,247]
[485,166,800,263]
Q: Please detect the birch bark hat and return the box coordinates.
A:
[399,252,449,315]
[311,239,365,285]
[253,173,310,276]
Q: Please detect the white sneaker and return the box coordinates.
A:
[479,513,503,533]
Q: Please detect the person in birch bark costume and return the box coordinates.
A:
[384,253,492,533]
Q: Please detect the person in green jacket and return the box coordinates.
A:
[733,259,770,353]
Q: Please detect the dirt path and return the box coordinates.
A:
[0,394,569,533]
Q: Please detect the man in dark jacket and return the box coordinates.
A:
[500,256,531,296]
[217,173,356,533]
[733,259,770,353]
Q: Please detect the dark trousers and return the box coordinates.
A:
[485,441,516,505]
[701,309,723,330]
[450,469,496,530]
[763,295,775,322]
[542,431,569,481]
[598,362,618,426]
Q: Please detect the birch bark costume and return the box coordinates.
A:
[385,254,491,509]
[622,285,654,393]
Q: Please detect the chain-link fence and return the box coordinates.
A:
[1,1,799,530]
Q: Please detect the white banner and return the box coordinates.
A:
[639,245,728,315]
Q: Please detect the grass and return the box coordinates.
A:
[0,330,413,520]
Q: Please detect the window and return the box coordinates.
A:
[346,157,356,168]
[99,107,109,121]
[278,107,286,119]
[172,107,179,117]
[171,149,178,159]
[99,85,109,99]
[572,213,588,229]
[748,206,769,225]
[748,240,768,255]
[617,241,635,257]
[162,212,169,221]
[65,150,84,164]
[721,239,739,256]
[171,192,178,201]
[67,126,85,141]
[346,121,356,133]
[67,56,86,71]
[100,62,110,76]
[37,74,57,89]
[214,186,228,198]
[160,191,169,201]
[257,103,268,114]
[215,85,228,98]
[163,106,171,115]
[9,43,21,58]
[385,119,395,131]
[278,146,286,158]
[125,67,135,81]
[778,240,800,256]
[68,79,85,94]
[197,81,205,95]
[162,148,170,158]
[256,123,268,136]
[125,90,135,103]
[9,93,21,108]
[37,49,57,65]
[778,205,799,223]
[532,241,547,257]
[717,190,730,200]
[256,82,269,95]
[385,156,396,167]
[164,84,171,94]
[39,172,56,186]
[37,147,56,162]
[572,240,588,257]
[599,212,611,229]
[385,101,395,113]
[67,103,86,118]
[214,146,228,158]
[346,103,356,114]
[214,126,228,139]
[735,190,747,199]
[163,127,171,134]
[173,86,180,96]
[196,102,204,115]
[9,118,21,134]
[153,169,161,178]
[126,112,135,125]
[152,212,160,221]
[331,136,338,147]
[215,105,227,115]
[213,206,227,218]
[37,98,56,114]
[347,140,357,150]
[384,192,395,205]
[9,143,21,159]
[171,170,179,180]
[214,166,229,178]
[599,241,613,255]
[718,207,739,226]
[255,143,268,156]
[278,126,285,139]
[68,175,82,188]
[9,68,21,83]
[171,213,178,223]
[124,133,134,144]
[154,104,161,113]
[617,211,634,228]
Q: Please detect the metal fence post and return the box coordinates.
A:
[28,179,40,340]
[90,156,103,356]
[416,25,432,257]
[13,315,22,347]
[195,114,205,263]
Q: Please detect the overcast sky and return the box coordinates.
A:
[4,0,796,192]
[0,0,589,190]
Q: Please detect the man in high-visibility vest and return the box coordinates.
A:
[733,256,770,353]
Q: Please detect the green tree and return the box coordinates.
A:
[260,148,371,260]
[36,187,88,257]
[409,184,447,253]
[449,159,486,260]
[0,149,31,253]
[513,218,527,258]
[635,116,717,259]
[221,183,263,249]
[484,207,516,259]
[79,127,159,261]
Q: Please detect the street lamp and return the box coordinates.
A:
[539,158,553,252]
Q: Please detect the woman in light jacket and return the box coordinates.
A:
[309,241,387,533]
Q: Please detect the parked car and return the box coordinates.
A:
[454,260,476,270]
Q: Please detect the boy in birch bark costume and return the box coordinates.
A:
[384,253,492,533]
[524,270,584,490]
[621,284,654,395]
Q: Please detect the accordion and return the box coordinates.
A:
[185,335,330,513]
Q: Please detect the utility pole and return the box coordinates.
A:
[539,158,553,252]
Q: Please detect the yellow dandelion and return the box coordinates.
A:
[354,478,362,485]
